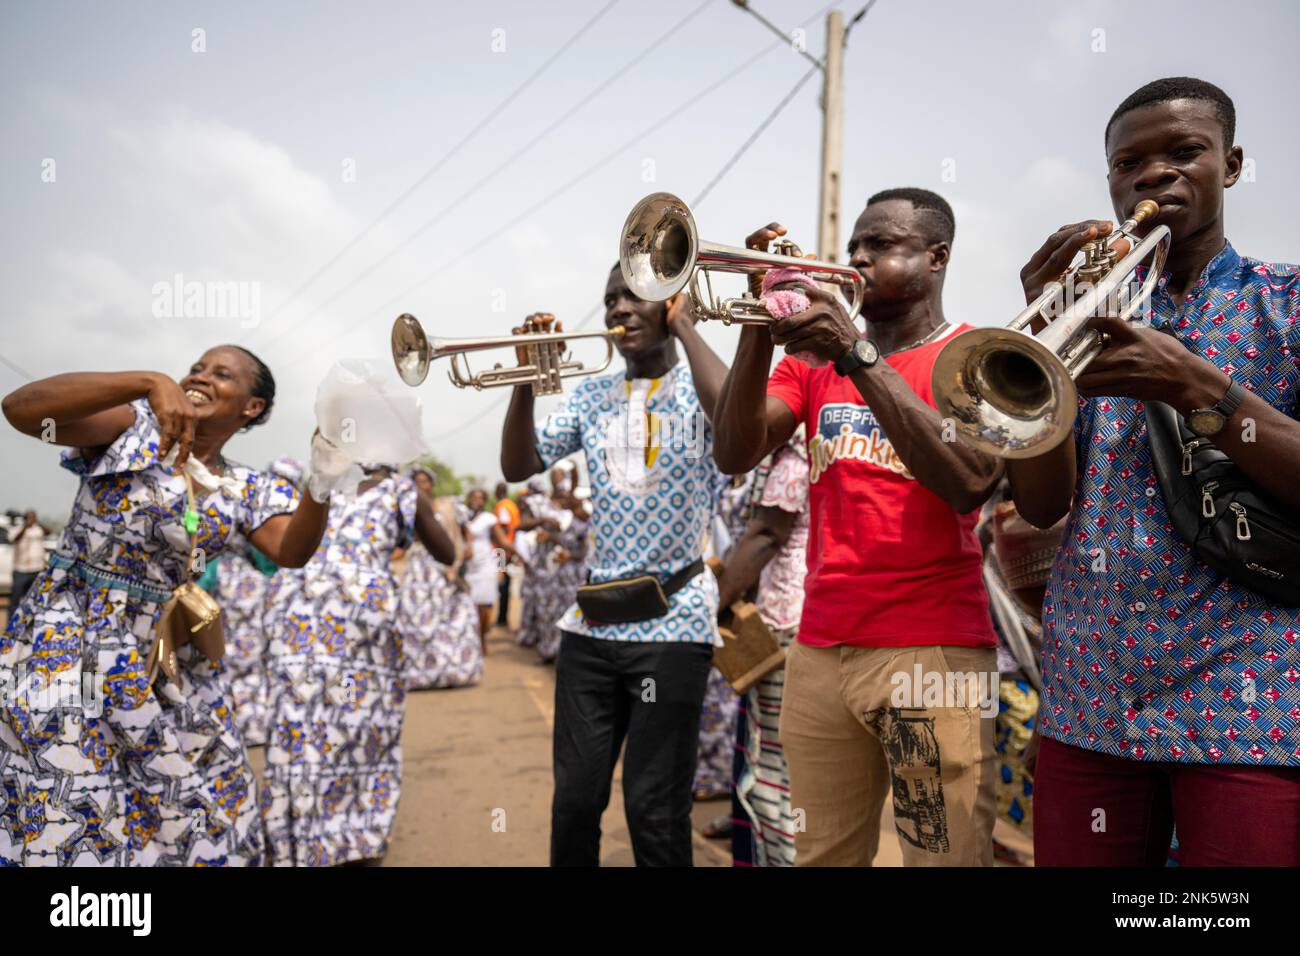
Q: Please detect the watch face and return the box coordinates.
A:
[1188,409,1226,436]
[856,340,878,364]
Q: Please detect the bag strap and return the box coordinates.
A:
[181,470,199,584]
[582,557,705,595]
[661,558,704,597]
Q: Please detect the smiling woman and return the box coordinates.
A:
[0,346,331,866]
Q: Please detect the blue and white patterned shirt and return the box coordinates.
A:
[1041,242,1300,765]
[535,363,726,643]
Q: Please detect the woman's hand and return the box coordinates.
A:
[146,373,197,468]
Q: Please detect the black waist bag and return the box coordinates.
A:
[576,559,705,625]
[1146,400,1300,605]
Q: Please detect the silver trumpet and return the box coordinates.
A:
[620,191,865,324]
[391,313,625,395]
[931,200,1171,459]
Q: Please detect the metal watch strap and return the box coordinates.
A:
[1216,380,1246,420]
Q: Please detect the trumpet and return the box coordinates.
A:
[620,191,865,325]
[391,313,625,395]
[931,200,1170,459]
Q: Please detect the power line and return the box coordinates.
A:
[691,63,820,207]
[260,0,715,351]
[844,0,880,42]
[263,0,621,325]
[289,8,836,374]
[0,353,36,382]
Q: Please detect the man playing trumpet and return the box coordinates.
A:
[1007,77,1300,866]
[500,266,730,867]
[713,188,1004,866]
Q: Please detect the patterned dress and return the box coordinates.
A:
[398,540,482,689]
[694,475,754,797]
[260,475,417,866]
[516,491,562,648]
[0,399,297,866]
[732,443,809,867]
[535,511,589,663]
[213,546,272,745]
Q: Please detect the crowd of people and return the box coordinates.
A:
[1,75,1297,868]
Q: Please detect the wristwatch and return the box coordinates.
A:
[833,339,880,377]
[1186,379,1246,437]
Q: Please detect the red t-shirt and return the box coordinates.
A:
[766,324,995,649]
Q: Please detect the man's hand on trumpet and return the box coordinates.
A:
[1077,314,1229,412]
[512,312,563,368]
[1019,220,1115,304]
[768,284,861,364]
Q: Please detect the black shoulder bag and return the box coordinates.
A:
[1146,399,1300,605]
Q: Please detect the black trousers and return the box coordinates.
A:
[551,630,712,867]
[495,569,510,626]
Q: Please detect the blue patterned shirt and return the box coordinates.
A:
[1041,242,1300,765]
[535,363,725,643]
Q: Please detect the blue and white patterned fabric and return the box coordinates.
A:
[0,399,297,866]
[535,364,726,644]
[1041,241,1300,765]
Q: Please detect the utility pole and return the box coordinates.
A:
[818,11,845,262]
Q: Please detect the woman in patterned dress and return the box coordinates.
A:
[211,539,275,745]
[0,348,330,866]
[398,470,482,689]
[260,465,455,866]
[719,439,809,865]
[534,489,590,664]
[693,472,754,801]
[515,477,558,648]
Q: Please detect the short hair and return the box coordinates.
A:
[866,187,955,244]
[225,345,275,430]
[1106,76,1236,147]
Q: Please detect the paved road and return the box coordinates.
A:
[380,626,732,866]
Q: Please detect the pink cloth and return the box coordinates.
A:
[760,268,825,368]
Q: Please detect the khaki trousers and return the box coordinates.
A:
[780,641,998,866]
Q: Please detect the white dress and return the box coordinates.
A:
[463,510,499,606]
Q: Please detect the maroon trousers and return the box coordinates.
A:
[1033,735,1300,866]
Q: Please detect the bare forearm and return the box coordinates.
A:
[1006,439,1076,529]
[416,498,457,564]
[714,327,778,473]
[673,320,728,425]
[3,371,157,439]
[717,532,780,609]
[847,363,1002,512]
[501,385,544,481]
[251,495,330,568]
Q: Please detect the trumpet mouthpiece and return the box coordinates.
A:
[1132,200,1159,222]
[609,325,627,338]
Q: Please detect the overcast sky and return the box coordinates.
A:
[3,0,1299,520]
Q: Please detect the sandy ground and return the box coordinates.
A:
[249,623,1034,867]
